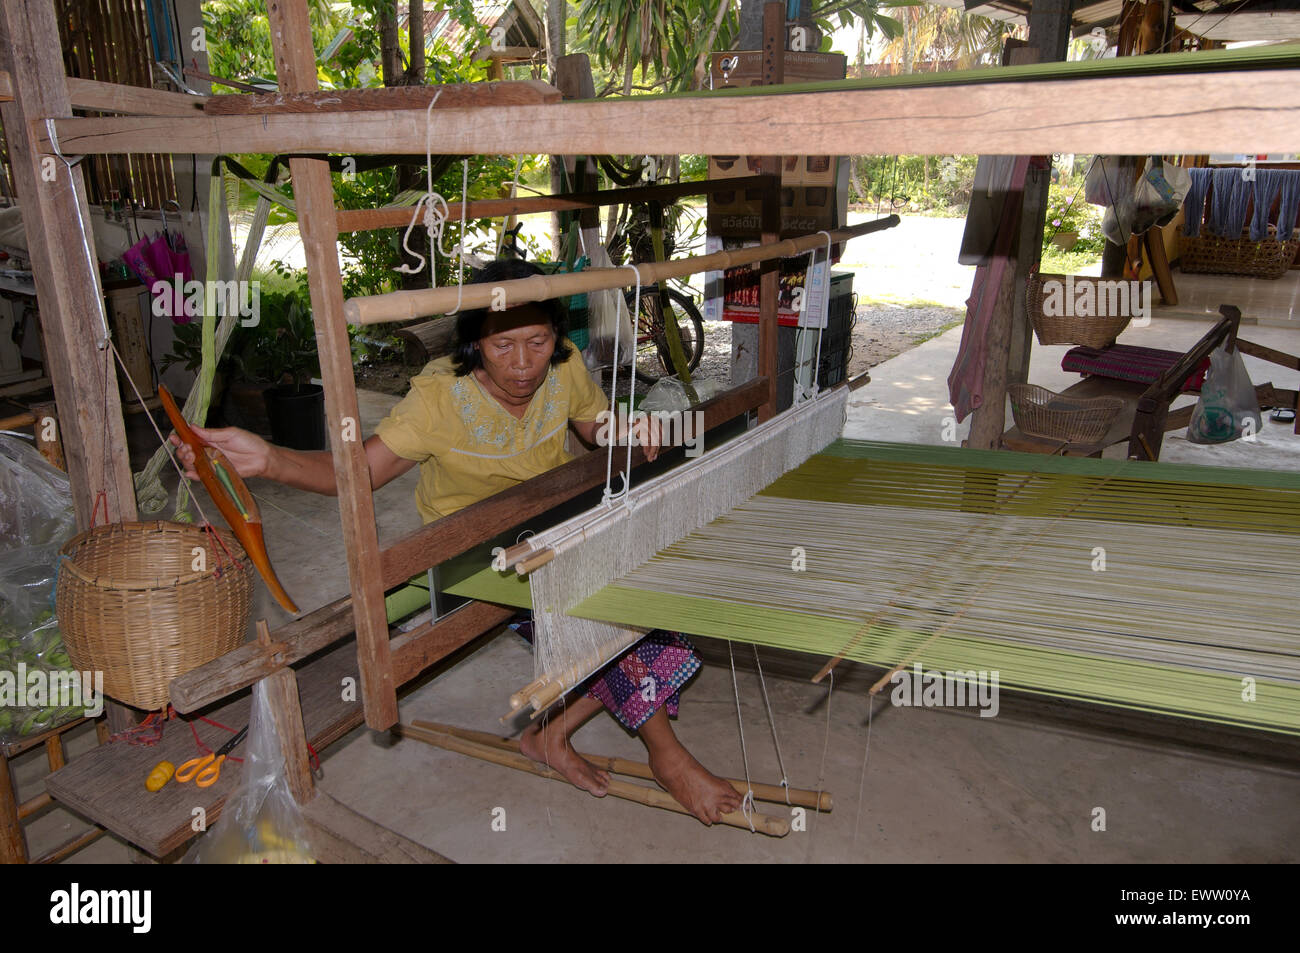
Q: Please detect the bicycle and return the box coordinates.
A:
[625,283,706,386]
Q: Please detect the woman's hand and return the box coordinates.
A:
[168,425,274,481]
[621,413,663,463]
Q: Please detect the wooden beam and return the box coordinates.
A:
[266,1,396,731]
[346,216,899,325]
[757,1,783,423]
[40,69,1300,157]
[379,376,770,588]
[0,67,10,102]
[66,76,205,116]
[0,0,137,529]
[472,45,540,62]
[299,790,453,863]
[203,79,558,114]
[170,594,352,713]
[336,174,776,234]
[390,601,517,686]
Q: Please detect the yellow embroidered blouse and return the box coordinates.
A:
[375,353,609,523]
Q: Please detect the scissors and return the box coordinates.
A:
[175,726,248,788]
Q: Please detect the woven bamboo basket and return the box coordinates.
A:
[1179,226,1300,279]
[1008,383,1124,445]
[55,521,253,711]
[1026,274,1134,348]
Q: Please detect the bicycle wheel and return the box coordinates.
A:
[629,286,706,386]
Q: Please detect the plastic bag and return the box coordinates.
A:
[1099,157,1191,244]
[639,375,727,412]
[183,680,315,863]
[1085,156,1136,208]
[0,436,88,743]
[1187,346,1262,444]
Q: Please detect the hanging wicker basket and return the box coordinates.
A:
[1008,383,1124,445]
[55,521,253,711]
[1026,273,1134,348]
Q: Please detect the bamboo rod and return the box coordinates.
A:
[336,175,776,234]
[413,720,832,811]
[397,723,790,836]
[504,631,645,717]
[344,216,898,324]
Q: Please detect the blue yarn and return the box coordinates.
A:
[1182,167,1210,237]
[1275,171,1300,241]
[1209,168,1252,238]
[1249,170,1283,241]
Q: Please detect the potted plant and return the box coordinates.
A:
[247,285,326,451]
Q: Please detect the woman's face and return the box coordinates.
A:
[476,316,556,403]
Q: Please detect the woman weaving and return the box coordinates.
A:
[172,259,742,826]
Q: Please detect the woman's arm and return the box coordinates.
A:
[570,414,662,462]
[170,427,416,494]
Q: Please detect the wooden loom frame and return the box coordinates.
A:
[3,0,1300,856]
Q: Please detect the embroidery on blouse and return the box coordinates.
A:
[451,365,565,454]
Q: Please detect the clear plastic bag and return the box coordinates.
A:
[1187,346,1262,444]
[183,680,315,864]
[0,436,87,743]
[639,375,726,412]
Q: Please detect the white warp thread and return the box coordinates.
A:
[526,387,848,687]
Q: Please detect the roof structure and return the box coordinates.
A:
[932,0,1300,42]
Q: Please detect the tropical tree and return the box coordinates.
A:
[573,0,903,97]
[876,3,1017,75]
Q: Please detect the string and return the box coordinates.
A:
[803,666,834,861]
[795,230,835,405]
[395,90,471,314]
[600,264,642,508]
[751,644,790,803]
[728,640,757,832]
[106,337,215,530]
[853,691,874,851]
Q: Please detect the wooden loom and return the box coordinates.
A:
[486,437,1300,735]
[4,0,1300,855]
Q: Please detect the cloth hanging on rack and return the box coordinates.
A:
[1181,167,1211,237]
[948,155,1031,423]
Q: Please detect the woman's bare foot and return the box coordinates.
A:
[647,740,742,825]
[519,713,610,797]
[638,709,742,825]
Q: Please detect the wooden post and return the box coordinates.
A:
[966,261,1019,451]
[257,621,315,806]
[0,752,25,863]
[756,1,784,422]
[0,0,136,529]
[30,401,64,472]
[266,1,397,730]
[1006,0,1073,386]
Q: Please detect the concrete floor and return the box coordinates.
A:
[22,267,1300,864]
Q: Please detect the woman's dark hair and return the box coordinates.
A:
[451,258,573,376]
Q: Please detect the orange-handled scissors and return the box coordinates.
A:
[176,726,248,788]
